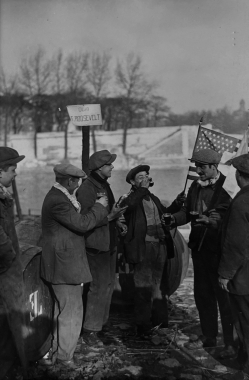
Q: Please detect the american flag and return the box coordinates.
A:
[187,126,241,181]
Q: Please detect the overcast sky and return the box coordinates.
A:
[1,0,249,113]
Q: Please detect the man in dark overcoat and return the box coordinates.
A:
[219,154,249,375]
[0,147,27,377]
[41,163,108,369]
[122,164,184,335]
[172,148,235,357]
[77,150,126,347]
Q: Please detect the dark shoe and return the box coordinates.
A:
[136,324,152,337]
[227,371,249,380]
[218,345,237,359]
[56,358,79,370]
[82,331,104,347]
[102,321,112,333]
[237,348,248,369]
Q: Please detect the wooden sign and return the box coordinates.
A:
[66,104,102,126]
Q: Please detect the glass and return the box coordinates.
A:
[163,213,171,225]
[189,211,199,222]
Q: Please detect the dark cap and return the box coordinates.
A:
[0,147,25,166]
[126,164,150,184]
[89,150,117,171]
[53,163,87,178]
[189,148,222,165]
[232,154,249,175]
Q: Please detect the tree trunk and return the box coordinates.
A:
[122,120,128,154]
[4,117,8,146]
[34,130,37,158]
[64,122,68,159]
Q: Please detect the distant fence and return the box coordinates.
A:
[1,125,240,168]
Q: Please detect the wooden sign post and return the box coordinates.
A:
[66,105,102,174]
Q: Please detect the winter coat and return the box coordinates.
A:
[123,186,180,263]
[173,173,231,255]
[77,176,114,252]
[219,184,249,295]
[0,192,20,274]
[41,187,108,284]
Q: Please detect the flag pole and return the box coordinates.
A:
[183,116,204,193]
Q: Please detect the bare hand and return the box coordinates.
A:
[117,220,128,236]
[196,215,210,225]
[96,196,108,208]
[218,277,230,292]
[208,209,221,222]
[161,215,175,230]
[140,177,150,188]
[108,204,128,221]
[175,191,186,207]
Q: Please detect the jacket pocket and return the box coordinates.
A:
[55,248,74,260]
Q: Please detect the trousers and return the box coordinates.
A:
[229,293,249,373]
[192,251,234,346]
[133,241,168,328]
[83,248,117,332]
[51,283,83,361]
[0,257,28,372]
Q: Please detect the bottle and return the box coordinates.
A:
[116,189,133,207]
[116,194,128,208]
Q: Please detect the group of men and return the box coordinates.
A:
[1,145,249,378]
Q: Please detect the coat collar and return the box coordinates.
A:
[234,184,249,200]
[87,175,110,189]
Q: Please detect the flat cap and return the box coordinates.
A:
[232,154,249,175]
[190,148,222,165]
[53,163,87,178]
[0,147,25,165]
[126,164,150,184]
[89,150,116,171]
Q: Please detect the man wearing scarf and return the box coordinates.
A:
[172,148,235,357]
[122,165,184,336]
[77,150,126,347]
[41,163,108,369]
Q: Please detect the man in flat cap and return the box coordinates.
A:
[121,164,185,335]
[41,163,108,368]
[219,154,249,375]
[77,150,126,347]
[171,148,235,357]
[0,147,28,376]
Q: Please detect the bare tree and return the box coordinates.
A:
[147,95,170,128]
[65,51,89,94]
[19,46,53,96]
[115,53,154,153]
[52,49,65,94]
[86,51,111,152]
[87,52,111,98]
[18,47,54,157]
[0,68,19,145]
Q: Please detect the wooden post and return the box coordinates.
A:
[12,178,23,220]
[82,125,90,175]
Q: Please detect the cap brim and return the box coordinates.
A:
[189,158,212,164]
[107,154,117,165]
[126,164,150,184]
[1,155,25,165]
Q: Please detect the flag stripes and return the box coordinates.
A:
[186,126,247,182]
